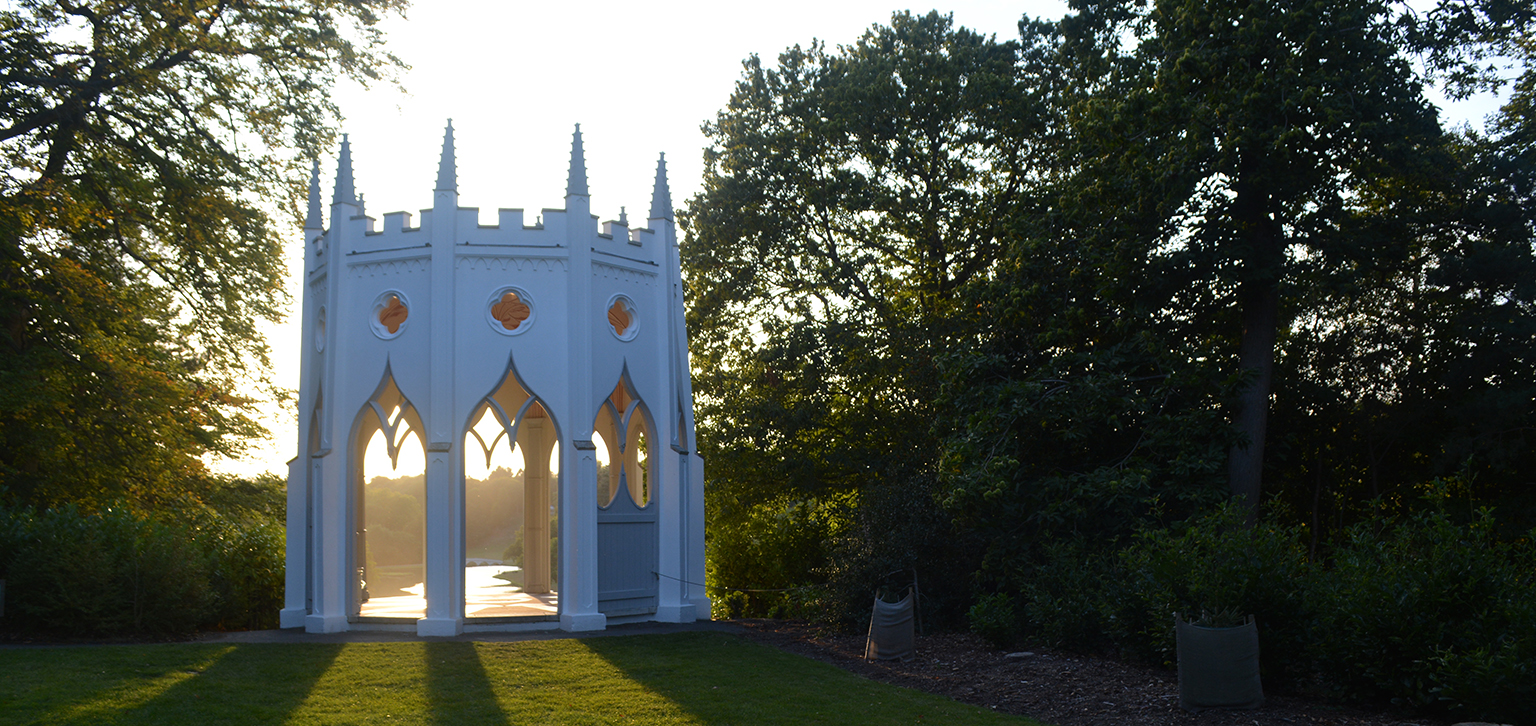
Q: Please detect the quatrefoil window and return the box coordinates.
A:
[607,295,637,341]
[369,290,411,340]
[485,286,536,336]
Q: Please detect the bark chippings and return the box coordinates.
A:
[733,619,1450,726]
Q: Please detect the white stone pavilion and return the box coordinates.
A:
[279,123,709,635]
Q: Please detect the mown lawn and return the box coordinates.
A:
[0,631,1048,725]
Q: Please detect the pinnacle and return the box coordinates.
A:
[649,152,672,221]
[333,134,356,204]
[305,159,323,230]
[436,119,457,193]
[566,123,589,197]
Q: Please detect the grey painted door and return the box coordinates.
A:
[597,470,657,617]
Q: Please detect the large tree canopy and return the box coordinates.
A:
[683,11,1046,616]
[1051,0,1534,510]
[0,0,406,506]
[688,1,1536,624]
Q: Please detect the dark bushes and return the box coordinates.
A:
[0,500,283,636]
[1308,507,1535,722]
[975,500,1536,723]
[1114,503,1313,682]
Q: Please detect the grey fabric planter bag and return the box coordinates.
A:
[1175,614,1265,711]
[864,591,915,661]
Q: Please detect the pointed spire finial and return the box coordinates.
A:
[436,119,456,193]
[566,123,589,197]
[649,151,672,221]
[305,158,322,230]
[333,134,355,204]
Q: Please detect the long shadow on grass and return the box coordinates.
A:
[582,632,1034,726]
[582,631,851,724]
[76,643,346,726]
[423,641,513,725]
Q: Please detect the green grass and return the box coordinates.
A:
[0,632,1047,725]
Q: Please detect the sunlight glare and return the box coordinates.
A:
[363,427,425,477]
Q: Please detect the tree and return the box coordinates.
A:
[0,0,406,506]
[683,11,1044,619]
[1047,0,1534,512]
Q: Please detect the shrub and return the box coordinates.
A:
[203,517,285,631]
[2,504,215,635]
[1310,507,1536,721]
[1114,502,1313,680]
[968,591,1019,648]
[0,499,285,637]
[705,493,849,619]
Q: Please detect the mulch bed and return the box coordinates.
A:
[732,619,1460,726]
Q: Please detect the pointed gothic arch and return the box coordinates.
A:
[349,364,426,621]
[594,367,657,509]
[462,357,561,620]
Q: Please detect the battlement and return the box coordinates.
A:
[315,123,667,267]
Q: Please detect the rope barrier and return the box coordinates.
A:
[651,571,828,594]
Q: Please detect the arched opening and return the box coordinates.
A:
[594,372,659,617]
[462,366,560,620]
[594,379,654,509]
[351,372,426,620]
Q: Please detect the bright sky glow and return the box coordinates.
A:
[218,0,1507,479]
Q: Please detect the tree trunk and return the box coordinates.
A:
[1228,280,1278,513]
[1228,158,1283,517]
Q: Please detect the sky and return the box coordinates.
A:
[217,0,1507,481]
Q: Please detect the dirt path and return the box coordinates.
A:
[732,619,1457,726]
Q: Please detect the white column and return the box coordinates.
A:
[307,149,355,633]
[419,450,463,636]
[306,449,349,633]
[519,418,553,594]
[419,121,463,637]
[280,456,308,628]
[559,125,606,632]
[562,439,606,631]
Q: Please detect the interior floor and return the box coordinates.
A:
[356,565,558,619]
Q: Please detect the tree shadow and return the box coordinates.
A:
[43,642,345,725]
[580,631,1025,725]
[423,640,513,725]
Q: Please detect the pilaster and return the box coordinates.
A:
[560,124,605,632]
[420,121,464,636]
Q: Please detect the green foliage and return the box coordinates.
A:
[967,592,1019,649]
[686,9,1045,626]
[2,503,215,635]
[0,487,286,636]
[1309,505,1536,719]
[365,477,423,567]
[501,526,524,567]
[1114,503,1313,680]
[706,493,848,619]
[687,5,1536,719]
[191,473,287,526]
[1000,495,1536,722]
[1021,0,1536,512]
[819,473,980,631]
[1008,540,1119,651]
[467,467,522,558]
[201,515,285,632]
[0,0,407,507]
